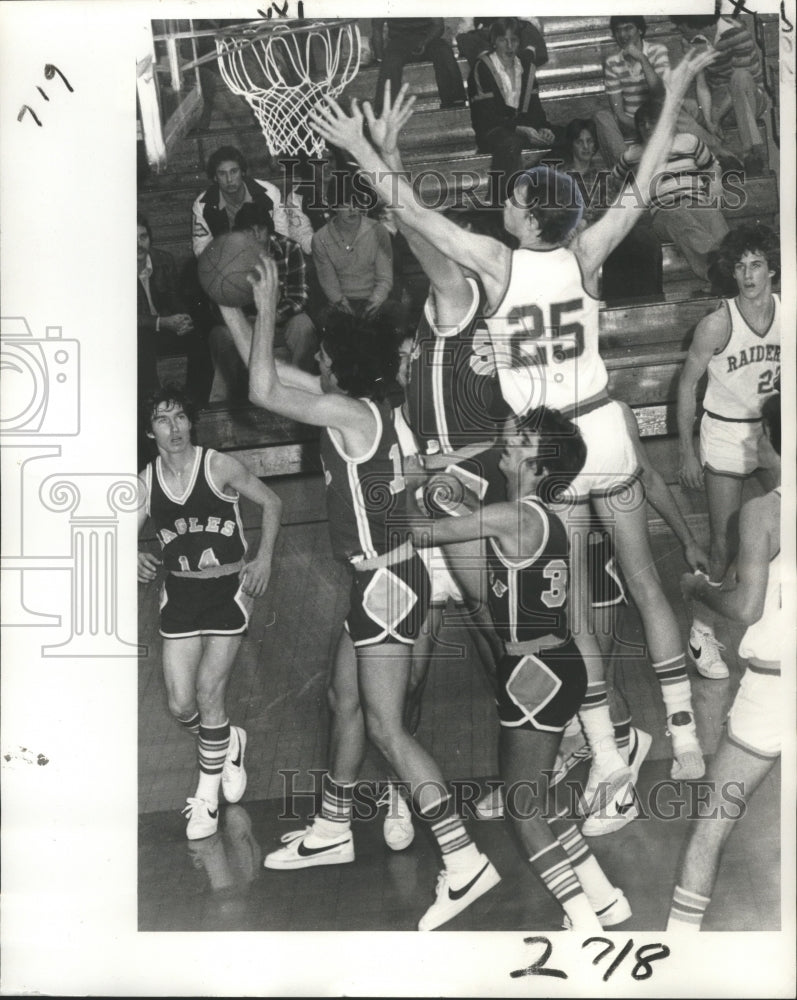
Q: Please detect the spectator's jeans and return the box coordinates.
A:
[651,204,729,284]
[375,36,466,111]
[711,69,767,152]
[208,312,317,401]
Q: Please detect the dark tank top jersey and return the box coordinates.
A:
[406,278,511,453]
[487,498,570,644]
[320,398,409,562]
[145,446,247,573]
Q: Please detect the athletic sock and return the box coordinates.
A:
[613,715,632,763]
[313,774,355,837]
[667,885,710,931]
[579,694,626,774]
[420,793,481,877]
[652,653,694,716]
[529,840,600,931]
[179,712,201,737]
[548,811,616,910]
[195,720,230,808]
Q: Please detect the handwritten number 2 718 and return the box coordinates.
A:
[510,936,670,982]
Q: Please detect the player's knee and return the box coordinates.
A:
[168,695,196,721]
[363,709,401,758]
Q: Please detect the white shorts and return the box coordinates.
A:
[727,665,781,759]
[700,413,763,478]
[418,546,464,605]
[558,398,639,503]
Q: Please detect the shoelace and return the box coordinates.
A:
[279,825,313,845]
[182,796,207,817]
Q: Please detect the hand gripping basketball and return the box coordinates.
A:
[197,231,264,308]
[247,254,279,317]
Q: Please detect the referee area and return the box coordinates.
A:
[136,14,783,933]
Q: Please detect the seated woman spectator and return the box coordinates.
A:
[311,178,406,336]
[457,16,547,70]
[612,100,728,292]
[557,118,663,304]
[467,18,557,202]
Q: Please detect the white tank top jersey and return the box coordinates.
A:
[485,247,608,415]
[703,294,781,420]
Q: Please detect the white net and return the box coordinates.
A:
[216,19,361,157]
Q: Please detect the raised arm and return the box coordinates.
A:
[246,255,365,436]
[210,450,283,597]
[575,46,718,282]
[309,93,511,310]
[677,304,728,490]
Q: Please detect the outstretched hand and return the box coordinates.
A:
[247,253,279,318]
[362,81,417,158]
[309,95,367,154]
[667,45,718,102]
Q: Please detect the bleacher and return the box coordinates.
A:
[137,14,781,521]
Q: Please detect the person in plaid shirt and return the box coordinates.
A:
[207,202,317,399]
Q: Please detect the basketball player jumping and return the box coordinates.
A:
[677,224,780,680]
[138,385,282,840]
[245,255,501,932]
[309,47,717,803]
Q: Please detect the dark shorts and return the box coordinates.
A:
[496,637,588,733]
[159,572,252,638]
[346,551,431,647]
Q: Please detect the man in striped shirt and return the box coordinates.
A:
[671,14,768,175]
[612,99,729,288]
[595,16,742,170]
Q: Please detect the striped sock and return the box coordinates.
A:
[652,653,693,716]
[667,885,710,931]
[178,712,201,737]
[579,699,625,772]
[195,720,230,807]
[317,774,354,832]
[614,716,631,761]
[548,811,615,911]
[422,795,481,875]
[530,840,598,929]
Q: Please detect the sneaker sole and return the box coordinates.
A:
[186,823,219,841]
[264,846,355,870]
[221,728,247,804]
[418,863,502,931]
[582,804,638,837]
[695,663,730,680]
[384,826,415,851]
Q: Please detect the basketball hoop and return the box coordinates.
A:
[214,19,361,158]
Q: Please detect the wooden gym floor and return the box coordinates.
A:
[137,473,780,933]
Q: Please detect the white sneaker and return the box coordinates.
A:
[183,796,219,841]
[581,780,638,836]
[668,713,706,780]
[377,785,415,851]
[688,625,729,679]
[582,759,632,817]
[475,786,504,819]
[221,726,247,803]
[418,855,501,931]
[263,825,355,870]
[563,887,632,929]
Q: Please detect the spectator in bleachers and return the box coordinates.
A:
[558,119,663,303]
[371,18,466,114]
[595,16,742,170]
[191,145,313,257]
[456,16,547,71]
[613,99,729,291]
[206,202,316,400]
[670,13,769,176]
[311,178,405,336]
[467,18,557,203]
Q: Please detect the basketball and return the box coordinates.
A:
[197,231,263,307]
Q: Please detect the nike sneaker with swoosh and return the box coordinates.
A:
[418,855,501,931]
[582,728,652,836]
[688,624,729,679]
[263,825,355,869]
[221,726,247,803]
[563,887,632,929]
[183,796,219,840]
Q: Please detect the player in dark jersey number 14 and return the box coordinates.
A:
[137,385,282,841]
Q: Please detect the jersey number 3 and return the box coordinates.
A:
[541,559,568,608]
